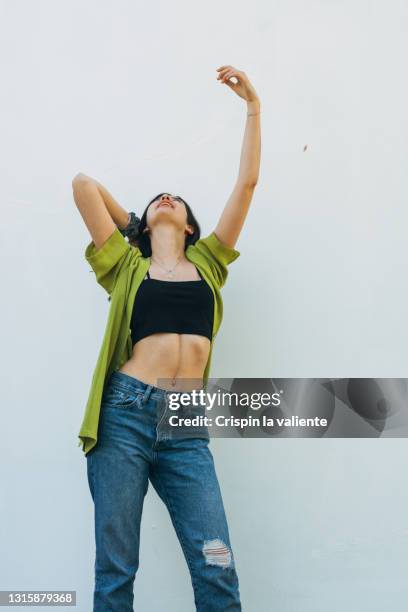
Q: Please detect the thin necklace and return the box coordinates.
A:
[151,254,183,279]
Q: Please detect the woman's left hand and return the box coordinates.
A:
[216,65,259,103]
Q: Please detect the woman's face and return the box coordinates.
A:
[146,193,190,232]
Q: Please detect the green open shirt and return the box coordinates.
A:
[78,227,241,456]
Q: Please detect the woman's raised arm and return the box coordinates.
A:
[213,66,261,250]
[72,173,130,250]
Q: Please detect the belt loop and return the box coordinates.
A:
[141,385,153,405]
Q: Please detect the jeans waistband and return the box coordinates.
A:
[108,371,203,403]
[108,371,167,402]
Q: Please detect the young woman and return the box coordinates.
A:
[73,65,261,612]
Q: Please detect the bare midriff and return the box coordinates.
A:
[117,332,211,392]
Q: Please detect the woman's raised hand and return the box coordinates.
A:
[216,65,259,103]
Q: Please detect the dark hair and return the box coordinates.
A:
[129,193,201,257]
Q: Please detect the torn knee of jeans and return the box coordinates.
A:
[202,538,233,569]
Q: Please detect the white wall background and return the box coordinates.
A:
[1,0,407,610]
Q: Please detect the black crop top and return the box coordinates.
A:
[130,267,215,345]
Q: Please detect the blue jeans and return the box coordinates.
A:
[86,370,242,611]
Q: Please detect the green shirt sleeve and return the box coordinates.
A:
[85,227,132,295]
[193,231,241,288]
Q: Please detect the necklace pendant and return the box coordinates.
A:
[167,271,174,279]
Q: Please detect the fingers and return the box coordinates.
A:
[216,65,245,84]
[216,65,234,79]
[217,68,238,83]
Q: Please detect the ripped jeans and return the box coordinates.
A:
[86,370,242,611]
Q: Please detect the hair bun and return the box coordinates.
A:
[119,211,141,240]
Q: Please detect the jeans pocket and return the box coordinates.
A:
[103,385,142,410]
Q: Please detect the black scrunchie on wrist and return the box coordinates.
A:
[119,211,141,241]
